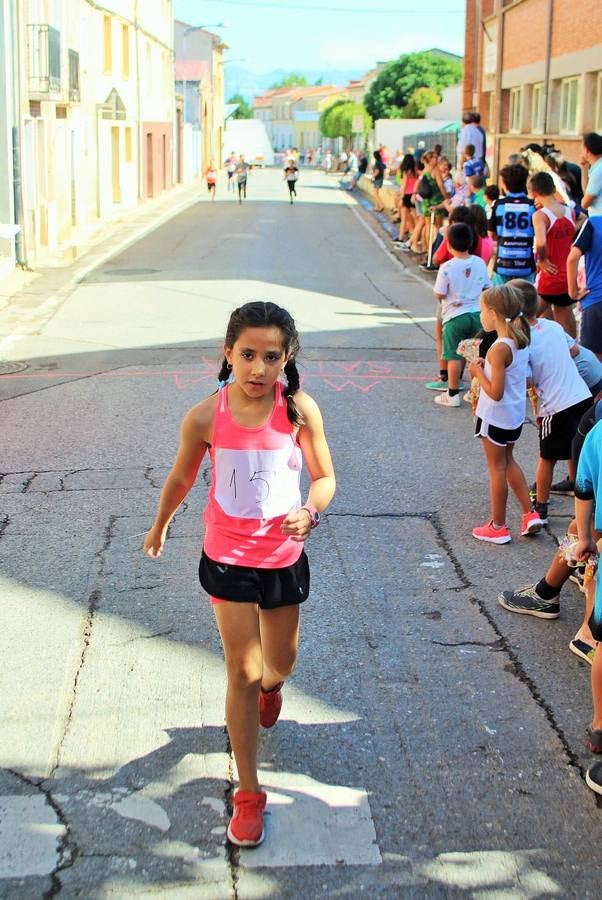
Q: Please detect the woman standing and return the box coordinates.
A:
[372,149,387,213]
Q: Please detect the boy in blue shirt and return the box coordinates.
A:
[567,216,602,359]
[574,415,602,795]
[488,164,536,286]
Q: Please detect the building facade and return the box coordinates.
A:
[174,21,227,172]
[0,0,175,272]
[464,0,602,174]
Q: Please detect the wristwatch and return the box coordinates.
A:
[300,505,321,529]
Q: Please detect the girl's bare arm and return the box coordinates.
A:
[281,391,336,541]
[144,399,214,557]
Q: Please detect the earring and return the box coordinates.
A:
[227,363,232,370]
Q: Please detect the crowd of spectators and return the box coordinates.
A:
[368,124,602,796]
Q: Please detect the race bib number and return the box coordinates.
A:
[214,445,302,519]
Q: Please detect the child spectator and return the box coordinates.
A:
[462,144,485,177]
[423,209,473,384]
[498,403,601,664]
[488,164,536,285]
[567,216,602,361]
[468,174,487,208]
[572,412,602,795]
[433,223,491,408]
[393,154,419,243]
[484,184,500,217]
[449,171,469,209]
[468,205,495,264]
[529,171,576,337]
[518,279,593,524]
[439,157,454,198]
[469,283,542,543]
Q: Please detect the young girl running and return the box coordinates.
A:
[469,284,544,543]
[143,302,335,847]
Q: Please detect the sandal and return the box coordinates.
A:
[588,725,602,753]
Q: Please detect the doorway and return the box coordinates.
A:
[146,132,153,197]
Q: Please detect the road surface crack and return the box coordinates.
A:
[469,593,592,785]
[0,514,9,539]
[431,639,504,649]
[21,473,37,493]
[7,768,79,897]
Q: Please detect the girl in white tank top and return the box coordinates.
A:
[469,283,545,544]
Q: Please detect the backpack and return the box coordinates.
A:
[416,174,433,199]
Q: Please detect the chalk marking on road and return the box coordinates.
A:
[239,772,381,868]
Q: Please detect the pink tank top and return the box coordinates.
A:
[203,383,303,568]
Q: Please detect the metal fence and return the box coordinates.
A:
[401,129,459,162]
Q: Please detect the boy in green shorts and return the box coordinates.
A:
[433,222,491,408]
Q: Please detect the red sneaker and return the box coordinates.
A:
[520,510,544,536]
[259,682,283,728]
[472,520,512,544]
[227,790,267,847]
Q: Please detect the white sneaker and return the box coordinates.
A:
[462,391,472,404]
[434,392,460,408]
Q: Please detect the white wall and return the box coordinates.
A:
[425,84,462,121]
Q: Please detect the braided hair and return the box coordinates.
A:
[218,301,303,425]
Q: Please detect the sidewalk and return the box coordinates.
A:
[0,178,205,361]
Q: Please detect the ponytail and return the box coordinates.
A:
[508,313,530,350]
[217,357,231,388]
[283,358,303,425]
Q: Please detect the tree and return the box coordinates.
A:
[364,51,462,120]
[319,99,348,139]
[227,94,253,119]
[319,100,373,149]
[401,86,441,118]
[269,73,309,89]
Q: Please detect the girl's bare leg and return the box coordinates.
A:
[214,603,263,792]
[505,443,531,514]
[552,304,577,338]
[435,318,446,377]
[259,604,300,690]
[482,438,508,526]
[591,611,602,730]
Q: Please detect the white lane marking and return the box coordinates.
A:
[0,795,66,878]
[239,772,381,868]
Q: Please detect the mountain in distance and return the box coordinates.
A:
[224,67,366,103]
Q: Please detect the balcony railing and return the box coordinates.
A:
[28,24,61,94]
[68,49,80,102]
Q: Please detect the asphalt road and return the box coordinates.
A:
[1,167,601,898]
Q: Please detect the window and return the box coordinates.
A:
[103,15,112,74]
[509,87,521,132]
[531,83,543,133]
[122,25,129,79]
[596,72,602,131]
[125,127,132,162]
[560,76,580,133]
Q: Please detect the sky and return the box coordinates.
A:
[173,0,467,74]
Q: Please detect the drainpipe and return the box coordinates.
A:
[134,0,142,201]
[494,2,504,180]
[541,0,553,140]
[10,0,28,267]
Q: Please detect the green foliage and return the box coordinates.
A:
[314,77,323,86]
[319,99,348,139]
[401,86,441,118]
[319,101,373,148]
[269,73,309,89]
[227,94,253,119]
[365,51,462,120]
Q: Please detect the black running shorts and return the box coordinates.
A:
[199,550,310,610]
